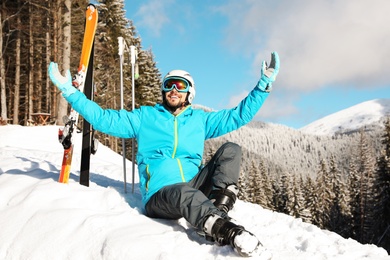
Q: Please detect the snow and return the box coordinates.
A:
[300,99,390,135]
[0,125,389,260]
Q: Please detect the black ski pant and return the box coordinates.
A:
[145,142,242,230]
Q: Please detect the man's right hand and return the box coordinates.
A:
[48,62,76,98]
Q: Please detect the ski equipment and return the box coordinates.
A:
[130,45,137,193]
[209,184,239,214]
[118,37,128,193]
[203,215,265,257]
[79,41,96,187]
[58,4,98,184]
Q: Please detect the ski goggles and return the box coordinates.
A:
[162,77,191,92]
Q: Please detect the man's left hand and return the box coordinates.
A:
[256,52,280,92]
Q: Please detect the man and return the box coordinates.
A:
[48,51,279,257]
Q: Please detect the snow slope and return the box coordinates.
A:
[0,125,389,260]
[300,99,390,135]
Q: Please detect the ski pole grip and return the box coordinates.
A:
[118,37,124,56]
[130,46,136,65]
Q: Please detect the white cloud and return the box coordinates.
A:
[135,0,174,37]
[228,89,298,121]
[228,90,249,108]
[218,0,390,92]
[255,93,298,120]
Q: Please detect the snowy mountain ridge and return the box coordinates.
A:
[201,98,389,181]
[300,99,390,136]
[195,98,390,136]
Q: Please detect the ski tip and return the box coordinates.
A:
[86,3,97,14]
[87,3,96,9]
[86,3,98,21]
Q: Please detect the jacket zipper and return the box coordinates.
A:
[172,116,185,182]
[172,118,178,158]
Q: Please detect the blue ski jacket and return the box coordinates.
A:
[66,86,269,205]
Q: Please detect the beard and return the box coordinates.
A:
[163,98,184,112]
[163,92,189,112]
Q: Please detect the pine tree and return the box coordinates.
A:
[357,129,377,244]
[276,173,292,215]
[246,160,261,204]
[328,155,351,237]
[301,176,315,223]
[259,160,274,210]
[313,159,333,229]
[310,176,321,227]
[272,180,282,213]
[135,49,162,107]
[237,172,249,201]
[374,118,390,252]
[348,161,361,239]
[289,174,305,219]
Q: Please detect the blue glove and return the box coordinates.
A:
[48,62,77,98]
[256,52,280,92]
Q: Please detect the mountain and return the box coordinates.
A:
[0,125,389,259]
[300,99,390,136]
[200,99,389,180]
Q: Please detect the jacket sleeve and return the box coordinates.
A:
[66,91,140,138]
[204,86,269,139]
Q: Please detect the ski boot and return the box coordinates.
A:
[203,215,264,257]
[209,184,239,214]
[198,185,239,242]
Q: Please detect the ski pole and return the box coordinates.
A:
[130,45,137,194]
[118,36,127,193]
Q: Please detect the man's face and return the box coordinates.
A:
[164,88,187,108]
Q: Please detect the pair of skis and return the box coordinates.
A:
[58,4,98,185]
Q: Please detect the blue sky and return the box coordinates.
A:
[123,0,390,129]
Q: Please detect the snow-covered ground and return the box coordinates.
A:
[0,125,389,260]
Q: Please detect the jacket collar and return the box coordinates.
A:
[155,103,193,117]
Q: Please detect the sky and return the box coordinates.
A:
[1,125,389,259]
[122,0,390,129]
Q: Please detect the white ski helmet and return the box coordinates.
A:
[162,70,196,104]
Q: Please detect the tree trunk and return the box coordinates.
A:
[0,8,8,120]
[46,4,51,117]
[36,56,42,113]
[56,0,71,125]
[51,0,60,123]
[13,2,21,125]
[28,3,34,125]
